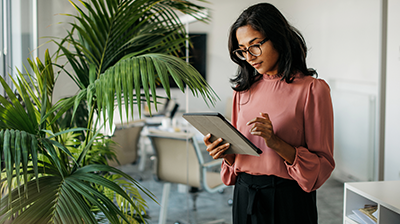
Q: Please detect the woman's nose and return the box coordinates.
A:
[245,51,255,61]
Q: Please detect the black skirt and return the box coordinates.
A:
[232,172,318,224]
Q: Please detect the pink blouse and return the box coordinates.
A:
[221,73,335,193]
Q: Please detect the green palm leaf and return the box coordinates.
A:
[0,76,36,133]
[90,53,218,129]
[1,176,97,224]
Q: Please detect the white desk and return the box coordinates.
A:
[343,180,400,224]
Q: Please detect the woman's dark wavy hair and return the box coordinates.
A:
[229,3,317,91]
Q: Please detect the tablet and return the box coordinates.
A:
[182,112,262,156]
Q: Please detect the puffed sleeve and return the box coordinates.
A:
[220,91,239,186]
[285,79,335,192]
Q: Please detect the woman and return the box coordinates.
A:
[204,3,335,224]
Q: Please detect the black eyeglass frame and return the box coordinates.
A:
[233,37,269,60]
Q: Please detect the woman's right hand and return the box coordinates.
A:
[203,133,234,165]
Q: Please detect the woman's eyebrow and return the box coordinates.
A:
[238,37,262,47]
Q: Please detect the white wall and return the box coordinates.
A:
[38,0,80,103]
[384,0,400,181]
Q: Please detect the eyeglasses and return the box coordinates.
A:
[233,38,269,60]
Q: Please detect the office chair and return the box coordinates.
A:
[107,119,145,168]
[146,130,227,224]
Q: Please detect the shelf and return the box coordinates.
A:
[345,216,362,224]
[343,181,400,224]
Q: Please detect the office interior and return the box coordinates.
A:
[1,0,399,224]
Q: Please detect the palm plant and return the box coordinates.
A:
[0,0,217,223]
[52,0,217,128]
[0,51,152,223]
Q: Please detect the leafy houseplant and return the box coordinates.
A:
[0,51,153,224]
[0,0,217,223]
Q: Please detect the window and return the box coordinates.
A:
[1,0,37,96]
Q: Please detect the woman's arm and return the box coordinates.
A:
[285,79,335,192]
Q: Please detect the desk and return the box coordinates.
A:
[343,181,400,224]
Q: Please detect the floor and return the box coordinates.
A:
[119,155,344,224]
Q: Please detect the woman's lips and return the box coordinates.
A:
[252,62,261,69]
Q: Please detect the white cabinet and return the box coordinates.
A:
[343,181,400,224]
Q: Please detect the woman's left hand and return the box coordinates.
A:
[247,112,278,148]
[247,112,296,164]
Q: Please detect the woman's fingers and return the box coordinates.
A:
[247,112,271,126]
[203,134,230,159]
[249,113,280,149]
[249,121,272,135]
[205,136,224,149]
[247,113,276,146]
[204,134,222,150]
[203,133,212,145]
[207,138,226,153]
[209,142,230,159]
[260,112,270,120]
[247,117,265,126]
[250,125,267,136]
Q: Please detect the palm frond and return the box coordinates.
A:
[0,148,152,224]
[54,0,217,123]
[0,76,37,133]
[102,175,150,223]
[88,53,218,130]
[1,176,97,224]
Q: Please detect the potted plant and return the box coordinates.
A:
[0,0,217,223]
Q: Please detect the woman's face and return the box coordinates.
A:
[236,25,279,76]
